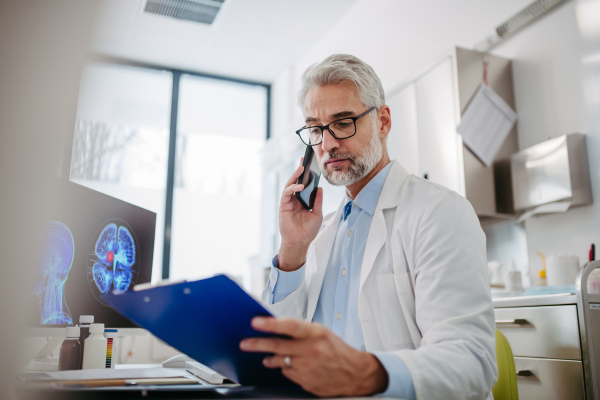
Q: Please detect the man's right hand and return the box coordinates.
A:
[278,158,323,272]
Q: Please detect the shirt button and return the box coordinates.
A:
[335,313,342,320]
[347,230,352,237]
[341,269,347,276]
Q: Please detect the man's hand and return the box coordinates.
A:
[239,317,388,397]
[278,158,323,271]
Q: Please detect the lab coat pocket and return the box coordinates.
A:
[376,273,412,347]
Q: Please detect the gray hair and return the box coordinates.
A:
[297,54,385,111]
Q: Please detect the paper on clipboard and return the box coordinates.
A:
[457,84,517,166]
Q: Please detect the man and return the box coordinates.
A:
[240,54,497,399]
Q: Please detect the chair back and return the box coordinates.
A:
[492,329,519,400]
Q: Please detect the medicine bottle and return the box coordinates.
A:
[82,323,108,369]
[78,315,94,366]
[58,326,82,371]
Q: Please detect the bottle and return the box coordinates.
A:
[506,260,524,293]
[58,326,82,371]
[78,315,94,366]
[82,323,108,369]
[538,269,547,286]
[488,261,505,288]
[104,329,118,369]
[535,250,547,286]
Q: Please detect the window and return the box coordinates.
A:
[70,63,269,287]
[170,75,267,287]
[71,63,172,282]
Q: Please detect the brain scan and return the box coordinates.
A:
[33,221,74,324]
[88,220,138,303]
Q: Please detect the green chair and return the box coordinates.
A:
[492,329,519,400]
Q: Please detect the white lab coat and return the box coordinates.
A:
[263,160,497,400]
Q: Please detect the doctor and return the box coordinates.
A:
[240,54,497,399]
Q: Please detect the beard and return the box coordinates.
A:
[319,117,383,187]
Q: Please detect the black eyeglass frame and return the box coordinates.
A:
[295,106,377,146]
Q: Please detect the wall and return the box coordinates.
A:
[269,0,599,283]
[0,0,99,395]
[492,1,600,281]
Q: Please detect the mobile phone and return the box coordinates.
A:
[295,146,321,210]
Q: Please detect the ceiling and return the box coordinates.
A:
[92,0,359,83]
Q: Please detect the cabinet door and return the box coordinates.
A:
[415,58,463,195]
[386,84,420,177]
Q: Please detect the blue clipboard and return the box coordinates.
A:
[103,275,296,387]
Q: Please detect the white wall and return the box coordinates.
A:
[269,0,600,282]
[492,1,600,281]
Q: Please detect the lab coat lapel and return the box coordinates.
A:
[359,161,410,291]
[306,199,345,321]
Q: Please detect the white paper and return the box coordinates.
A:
[517,201,571,223]
[457,84,517,166]
[45,367,186,381]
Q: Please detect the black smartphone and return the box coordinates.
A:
[295,145,321,210]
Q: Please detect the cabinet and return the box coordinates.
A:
[386,47,519,219]
[493,294,590,399]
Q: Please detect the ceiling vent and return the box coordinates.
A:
[144,0,225,25]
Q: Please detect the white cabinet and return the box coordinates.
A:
[386,83,420,177]
[387,58,463,195]
[414,58,462,195]
[386,48,519,218]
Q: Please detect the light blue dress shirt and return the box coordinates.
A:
[269,163,416,400]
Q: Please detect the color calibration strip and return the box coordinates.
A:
[105,337,113,368]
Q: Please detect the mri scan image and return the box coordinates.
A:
[88,220,139,304]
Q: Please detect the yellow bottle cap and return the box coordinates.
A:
[539,269,546,278]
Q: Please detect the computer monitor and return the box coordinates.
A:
[28,179,155,328]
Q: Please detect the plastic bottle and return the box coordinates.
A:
[58,326,82,371]
[538,269,547,286]
[535,250,547,286]
[507,260,524,293]
[82,323,108,370]
[78,315,94,366]
[104,329,118,369]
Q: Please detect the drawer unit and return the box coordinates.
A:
[514,357,585,400]
[494,305,581,360]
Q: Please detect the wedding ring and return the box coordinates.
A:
[284,355,291,368]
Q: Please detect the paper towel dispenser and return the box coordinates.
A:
[511,133,592,211]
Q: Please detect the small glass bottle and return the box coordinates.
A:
[59,326,82,371]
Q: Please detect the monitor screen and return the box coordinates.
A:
[28,179,155,328]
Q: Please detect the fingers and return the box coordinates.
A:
[239,337,300,355]
[262,355,289,369]
[284,160,305,189]
[250,317,324,340]
[311,187,323,218]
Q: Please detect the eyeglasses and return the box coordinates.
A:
[296,107,376,146]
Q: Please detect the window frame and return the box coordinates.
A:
[63,56,271,280]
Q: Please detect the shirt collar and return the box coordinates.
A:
[344,162,392,217]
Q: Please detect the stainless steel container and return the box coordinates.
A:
[511,133,592,211]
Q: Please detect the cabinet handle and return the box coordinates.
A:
[495,318,529,326]
[516,370,534,377]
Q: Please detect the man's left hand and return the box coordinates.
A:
[239,317,388,397]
